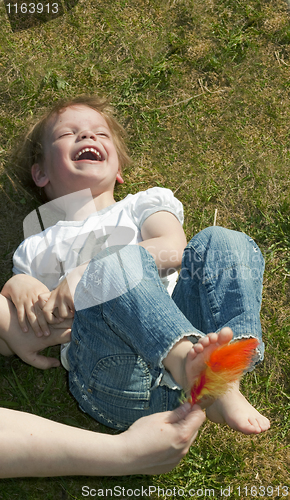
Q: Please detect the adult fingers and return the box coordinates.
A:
[48,328,72,345]
[165,402,192,423]
[21,328,71,369]
[180,404,206,446]
[165,403,205,448]
[166,402,205,427]
[24,352,61,370]
[52,318,73,330]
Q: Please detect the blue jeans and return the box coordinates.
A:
[68,227,265,430]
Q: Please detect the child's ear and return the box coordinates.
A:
[116,172,124,184]
[31,163,49,187]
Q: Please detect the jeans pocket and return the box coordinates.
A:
[89,354,151,410]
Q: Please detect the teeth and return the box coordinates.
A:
[74,147,102,160]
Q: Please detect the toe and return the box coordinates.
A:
[259,416,271,431]
[198,335,211,347]
[218,327,234,345]
[231,417,260,435]
[187,347,199,361]
[240,415,270,435]
[248,417,264,434]
[192,343,204,353]
[206,332,219,344]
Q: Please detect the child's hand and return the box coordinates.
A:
[0,293,72,369]
[39,264,88,330]
[1,275,55,337]
[40,277,75,327]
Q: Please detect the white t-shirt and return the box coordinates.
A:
[13,187,184,376]
[13,187,184,294]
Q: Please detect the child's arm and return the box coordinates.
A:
[139,211,187,276]
[0,402,205,477]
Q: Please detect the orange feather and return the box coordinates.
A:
[190,338,259,405]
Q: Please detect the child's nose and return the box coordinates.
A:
[78,130,97,141]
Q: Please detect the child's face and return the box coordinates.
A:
[32,105,121,200]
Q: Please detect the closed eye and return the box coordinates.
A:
[97,131,110,138]
[59,132,74,138]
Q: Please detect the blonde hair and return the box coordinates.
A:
[15,95,131,200]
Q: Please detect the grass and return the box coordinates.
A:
[0,0,290,497]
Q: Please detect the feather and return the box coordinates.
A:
[190,338,259,405]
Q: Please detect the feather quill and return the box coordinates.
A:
[190,338,259,405]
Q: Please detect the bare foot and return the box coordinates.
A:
[164,326,270,436]
[184,327,234,394]
[206,380,270,435]
[163,327,234,394]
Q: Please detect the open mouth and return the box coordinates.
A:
[73,147,105,161]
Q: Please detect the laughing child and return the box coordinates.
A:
[1,95,270,433]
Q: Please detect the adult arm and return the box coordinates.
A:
[0,403,205,478]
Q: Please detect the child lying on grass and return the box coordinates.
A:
[1,95,270,434]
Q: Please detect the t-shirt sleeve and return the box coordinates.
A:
[131,187,184,229]
[13,231,48,279]
[13,234,60,290]
[12,238,36,277]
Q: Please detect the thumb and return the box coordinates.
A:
[166,402,192,424]
[167,403,205,427]
[25,352,61,370]
[184,404,206,425]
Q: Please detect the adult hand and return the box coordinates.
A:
[119,402,205,475]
